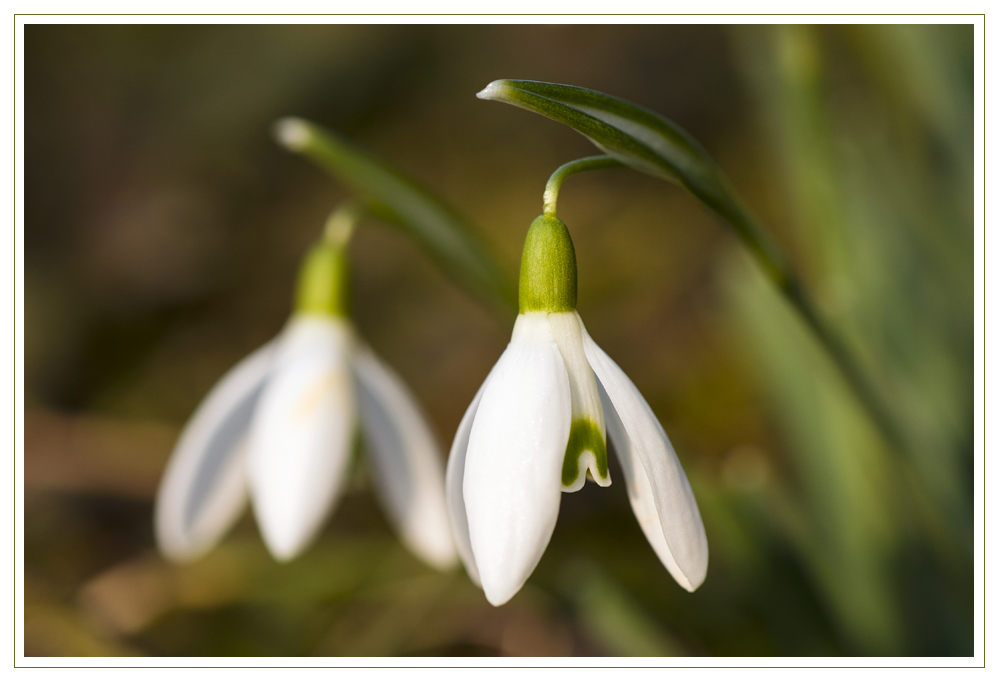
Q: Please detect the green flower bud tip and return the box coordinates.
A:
[519,215,578,314]
[294,241,351,318]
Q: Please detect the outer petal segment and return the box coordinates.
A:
[247,316,357,561]
[464,313,572,606]
[445,352,509,588]
[353,344,458,571]
[579,316,708,591]
[155,341,275,563]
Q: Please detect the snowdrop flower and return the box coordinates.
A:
[155,211,457,570]
[446,214,708,606]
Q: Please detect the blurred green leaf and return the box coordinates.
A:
[275,117,517,314]
[728,251,903,655]
[727,24,973,655]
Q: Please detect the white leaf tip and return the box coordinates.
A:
[273,117,312,151]
[476,80,506,101]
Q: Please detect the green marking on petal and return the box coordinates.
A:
[562,418,608,487]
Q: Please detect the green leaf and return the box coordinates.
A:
[476,79,791,285]
[275,117,517,313]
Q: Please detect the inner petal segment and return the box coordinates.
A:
[547,311,610,491]
[562,418,609,491]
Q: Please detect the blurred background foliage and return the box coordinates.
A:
[22,24,974,657]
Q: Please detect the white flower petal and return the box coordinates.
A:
[579,315,708,591]
[464,313,572,606]
[155,341,276,563]
[445,353,509,588]
[353,344,458,571]
[248,316,357,561]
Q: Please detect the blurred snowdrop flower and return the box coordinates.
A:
[447,214,708,606]
[155,208,457,570]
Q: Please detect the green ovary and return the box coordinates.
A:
[294,242,351,318]
[562,419,609,487]
[518,215,577,314]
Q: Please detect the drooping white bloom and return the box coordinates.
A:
[155,227,457,570]
[447,214,708,606]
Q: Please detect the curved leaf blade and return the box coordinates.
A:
[275,117,517,313]
[476,79,791,284]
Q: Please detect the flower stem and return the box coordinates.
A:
[323,201,366,247]
[543,156,625,218]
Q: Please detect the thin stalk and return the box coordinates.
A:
[543,156,625,217]
[323,201,366,247]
